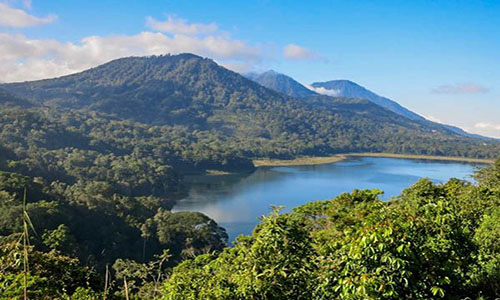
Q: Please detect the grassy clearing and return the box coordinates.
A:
[347,153,494,164]
[205,170,233,175]
[253,155,347,167]
[253,153,493,167]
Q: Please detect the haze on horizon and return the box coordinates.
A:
[1,0,499,138]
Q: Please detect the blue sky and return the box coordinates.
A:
[1,0,499,137]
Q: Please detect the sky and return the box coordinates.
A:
[1,0,499,138]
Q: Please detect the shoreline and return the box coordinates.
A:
[253,153,493,167]
[253,155,347,167]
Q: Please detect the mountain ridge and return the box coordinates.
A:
[1,53,498,160]
[245,70,492,140]
[311,79,494,140]
[311,80,425,121]
[244,70,317,98]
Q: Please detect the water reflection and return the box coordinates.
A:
[173,157,481,242]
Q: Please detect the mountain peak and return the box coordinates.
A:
[262,69,279,75]
[311,80,425,121]
[317,80,366,90]
[100,53,213,72]
[244,70,317,98]
[0,53,281,124]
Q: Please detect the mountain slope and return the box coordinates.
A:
[2,54,291,125]
[245,70,317,98]
[311,80,493,139]
[0,88,34,108]
[311,80,425,121]
[2,54,499,159]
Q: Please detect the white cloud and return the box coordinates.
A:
[146,15,218,35]
[283,44,319,61]
[474,122,500,131]
[0,2,56,27]
[422,115,444,124]
[431,83,490,94]
[468,122,500,139]
[304,84,340,96]
[0,30,262,82]
[220,62,253,74]
[0,13,267,82]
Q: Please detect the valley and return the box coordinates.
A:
[174,156,482,242]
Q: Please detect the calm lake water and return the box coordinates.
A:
[173,157,481,242]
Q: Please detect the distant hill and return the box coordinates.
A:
[246,72,492,140]
[311,80,425,121]
[245,70,317,98]
[311,80,493,140]
[2,53,499,159]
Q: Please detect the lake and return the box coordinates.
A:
[173,156,481,242]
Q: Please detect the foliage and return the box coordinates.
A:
[0,241,99,299]
[0,170,228,270]
[163,158,500,299]
[112,250,171,299]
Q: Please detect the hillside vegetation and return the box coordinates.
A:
[163,159,500,299]
[2,54,499,160]
[1,157,499,299]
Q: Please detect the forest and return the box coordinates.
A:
[1,155,499,299]
[2,54,500,161]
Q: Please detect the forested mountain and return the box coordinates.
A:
[311,80,425,121]
[245,70,317,98]
[2,54,499,160]
[311,80,493,139]
[244,70,483,140]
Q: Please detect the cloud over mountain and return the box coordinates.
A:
[475,122,500,131]
[0,15,262,82]
[283,44,319,60]
[472,122,500,139]
[305,84,340,96]
[145,15,218,35]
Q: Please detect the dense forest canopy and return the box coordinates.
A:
[165,159,500,299]
[162,166,500,299]
[1,157,499,299]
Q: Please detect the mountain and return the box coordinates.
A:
[2,53,499,159]
[245,70,317,98]
[2,53,287,125]
[436,123,495,140]
[311,80,494,140]
[0,88,33,108]
[247,73,478,138]
[311,80,425,121]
